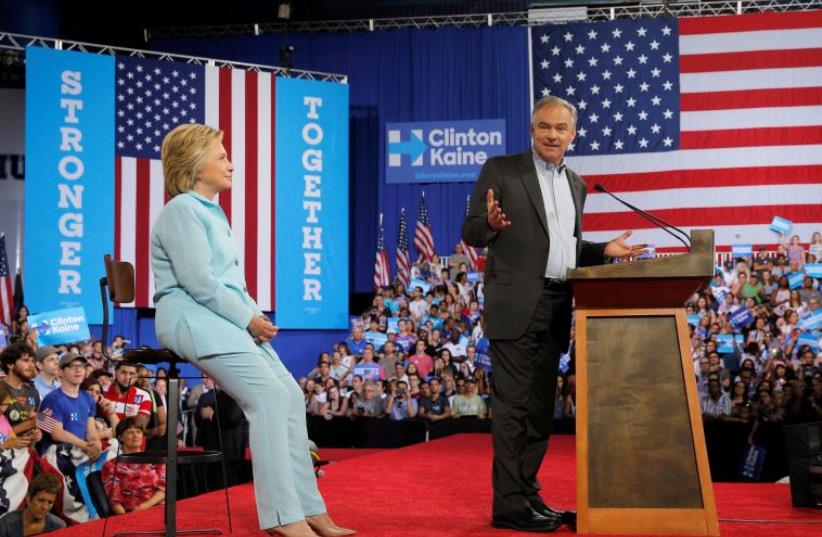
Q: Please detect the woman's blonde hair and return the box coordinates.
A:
[161,123,224,197]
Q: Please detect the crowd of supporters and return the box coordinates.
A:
[0,232,820,531]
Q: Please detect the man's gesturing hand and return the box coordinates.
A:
[486,188,512,231]
[604,230,648,258]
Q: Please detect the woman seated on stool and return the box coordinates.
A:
[101,417,166,514]
[150,123,354,537]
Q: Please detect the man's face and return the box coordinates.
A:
[464,381,476,396]
[137,367,151,389]
[429,379,440,394]
[62,360,88,386]
[12,354,37,381]
[40,354,61,377]
[363,384,376,400]
[353,326,363,339]
[116,365,138,390]
[384,342,395,355]
[708,381,721,396]
[27,490,57,521]
[456,379,465,394]
[530,104,576,165]
[352,377,362,390]
[363,348,374,362]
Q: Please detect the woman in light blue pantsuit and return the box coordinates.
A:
[150,124,355,537]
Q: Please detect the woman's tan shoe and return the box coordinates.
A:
[305,513,356,537]
[265,519,319,537]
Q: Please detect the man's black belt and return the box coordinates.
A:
[543,277,570,289]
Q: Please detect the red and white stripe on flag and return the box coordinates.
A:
[396,248,410,287]
[115,66,277,309]
[567,10,822,252]
[461,239,480,269]
[0,276,12,328]
[0,234,14,327]
[374,250,390,289]
[414,223,435,260]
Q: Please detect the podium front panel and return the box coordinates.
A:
[586,315,702,508]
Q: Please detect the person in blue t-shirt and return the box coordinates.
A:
[345,325,368,358]
[39,352,102,460]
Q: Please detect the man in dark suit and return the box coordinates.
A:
[462,96,643,533]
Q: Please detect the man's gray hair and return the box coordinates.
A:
[530,95,578,128]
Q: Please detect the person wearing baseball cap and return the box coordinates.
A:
[33,346,62,400]
[38,352,102,460]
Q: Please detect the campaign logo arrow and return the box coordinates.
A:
[388,129,427,166]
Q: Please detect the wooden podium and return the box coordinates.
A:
[567,229,720,536]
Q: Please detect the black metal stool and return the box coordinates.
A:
[100,255,233,537]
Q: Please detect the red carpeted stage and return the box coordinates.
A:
[52,435,819,537]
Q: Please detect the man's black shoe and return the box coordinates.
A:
[491,506,562,533]
[527,499,577,526]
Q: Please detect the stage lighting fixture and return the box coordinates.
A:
[278,2,291,21]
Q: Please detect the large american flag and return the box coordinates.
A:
[374,214,391,289]
[396,208,411,287]
[0,235,14,328]
[459,195,480,269]
[531,10,822,252]
[115,55,276,309]
[413,193,436,260]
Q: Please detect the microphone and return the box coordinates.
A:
[594,183,691,251]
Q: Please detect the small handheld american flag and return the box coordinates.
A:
[36,412,59,434]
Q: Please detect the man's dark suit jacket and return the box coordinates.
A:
[462,150,607,346]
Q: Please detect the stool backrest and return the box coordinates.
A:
[104,254,136,304]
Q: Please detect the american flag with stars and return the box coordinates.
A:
[414,193,436,261]
[531,10,822,252]
[0,234,14,327]
[374,214,391,289]
[533,17,680,156]
[396,208,411,288]
[115,55,277,310]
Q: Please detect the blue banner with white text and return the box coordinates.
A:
[29,307,91,345]
[24,48,114,324]
[275,78,349,329]
[385,119,506,183]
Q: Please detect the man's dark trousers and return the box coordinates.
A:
[490,280,572,516]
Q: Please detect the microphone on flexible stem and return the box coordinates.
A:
[593,183,691,251]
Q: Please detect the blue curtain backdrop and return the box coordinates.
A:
[152,26,532,292]
[94,26,532,376]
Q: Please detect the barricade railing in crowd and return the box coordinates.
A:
[440,250,785,273]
